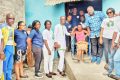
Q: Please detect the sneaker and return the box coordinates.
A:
[108,74,118,79]
[91,56,97,63]
[96,57,101,64]
[35,73,43,78]
[38,71,43,75]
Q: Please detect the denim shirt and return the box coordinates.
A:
[14,29,27,51]
[85,11,105,38]
[29,29,43,48]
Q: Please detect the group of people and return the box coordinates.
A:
[65,6,120,80]
[0,12,72,80]
[0,5,120,80]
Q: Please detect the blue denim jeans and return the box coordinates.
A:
[114,48,120,78]
[108,48,116,74]
[114,61,120,78]
[71,36,75,55]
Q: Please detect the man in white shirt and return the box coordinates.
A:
[43,20,56,78]
[54,16,71,76]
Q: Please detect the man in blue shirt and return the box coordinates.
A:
[71,7,80,27]
[65,15,72,52]
[70,8,80,58]
[85,6,105,64]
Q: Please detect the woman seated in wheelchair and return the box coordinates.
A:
[72,24,89,62]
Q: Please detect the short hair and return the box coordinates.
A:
[28,24,32,29]
[106,8,115,14]
[17,21,24,29]
[78,23,82,26]
[32,20,40,29]
[87,6,94,11]
[44,20,52,29]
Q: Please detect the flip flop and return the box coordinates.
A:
[20,75,28,78]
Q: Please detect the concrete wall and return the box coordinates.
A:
[25,0,65,31]
[0,0,25,24]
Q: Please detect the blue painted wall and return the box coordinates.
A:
[25,0,65,31]
[102,0,120,15]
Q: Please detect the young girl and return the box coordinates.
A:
[72,24,88,62]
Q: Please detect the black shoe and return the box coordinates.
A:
[46,74,52,78]
[35,73,43,78]
[50,72,57,75]
[59,72,66,76]
[57,69,66,76]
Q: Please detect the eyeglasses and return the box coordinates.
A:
[107,11,113,15]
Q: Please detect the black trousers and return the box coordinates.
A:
[91,37,103,58]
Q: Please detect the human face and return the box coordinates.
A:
[6,14,15,26]
[73,8,77,15]
[80,10,84,16]
[77,25,82,31]
[46,22,51,30]
[60,16,66,25]
[107,10,114,18]
[19,22,26,30]
[67,16,72,22]
[35,22,41,30]
[87,7,94,16]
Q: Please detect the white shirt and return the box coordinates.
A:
[54,24,70,50]
[101,17,117,39]
[43,29,54,50]
[114,16,120,32]
[113,16,120,61]
[114,16,120,43]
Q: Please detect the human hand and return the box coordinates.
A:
[48,49,51,55]
[99,38,103,45]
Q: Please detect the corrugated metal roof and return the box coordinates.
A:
[45,0,82,6]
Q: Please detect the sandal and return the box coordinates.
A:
[20,75,28,78]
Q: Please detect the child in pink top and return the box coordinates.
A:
[72,24,89,62]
